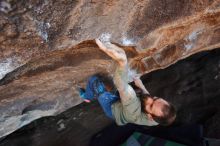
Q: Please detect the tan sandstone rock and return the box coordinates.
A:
[0,0,220,138]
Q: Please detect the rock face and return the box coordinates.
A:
[0,49,220,146]
[0,0,220,138]
[0,41,115,138]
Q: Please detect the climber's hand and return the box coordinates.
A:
[95,38,127,67]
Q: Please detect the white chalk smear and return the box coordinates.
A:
[0,58,16,80]
[184,28,203,51]
[36,21,50,42]
[121,37,135,46]
[0,1,12,13]
[98,33,111,42]
[184,43,194,51]
[188,30,201,41]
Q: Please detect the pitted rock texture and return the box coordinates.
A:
[0,0,220,138]
[1,0,220,78]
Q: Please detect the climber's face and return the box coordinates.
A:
[144,96,169,117]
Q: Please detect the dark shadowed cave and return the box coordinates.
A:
[0,48,220,146]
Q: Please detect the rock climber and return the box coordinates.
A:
[78,38,176,126]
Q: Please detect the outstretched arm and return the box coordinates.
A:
[133,78,150,94]
[95,39,137,103]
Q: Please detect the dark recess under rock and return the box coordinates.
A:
[0,48,220,146]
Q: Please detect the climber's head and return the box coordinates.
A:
[140,94,176,126]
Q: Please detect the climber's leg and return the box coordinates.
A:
[78,75,106,102]
[97,92,119,119]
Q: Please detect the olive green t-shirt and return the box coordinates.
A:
[111,96,158,126]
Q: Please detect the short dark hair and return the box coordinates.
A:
[140,93,176,126]
[151,103,176,126]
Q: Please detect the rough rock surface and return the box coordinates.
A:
[0,41,115,138]
[0,0,220,138]
[0,49,220,146]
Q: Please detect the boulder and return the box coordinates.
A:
[0,0,220,138]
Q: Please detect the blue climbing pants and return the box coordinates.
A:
[84,75,119,119]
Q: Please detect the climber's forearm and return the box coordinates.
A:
[113,65,128,91]
[114,65,137,102]
[134,78,150,94]
[95,38,136,101]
